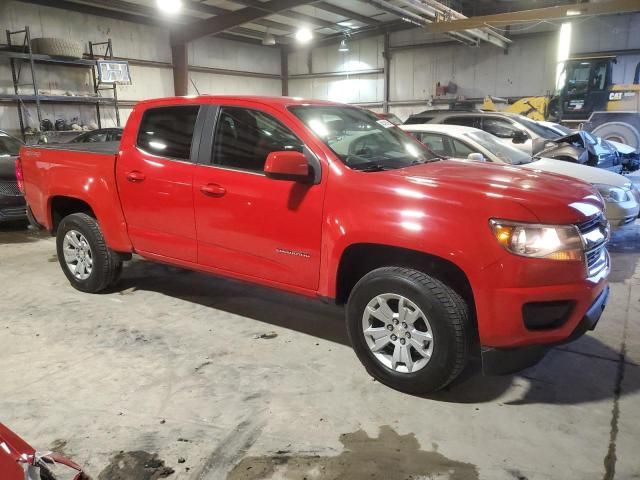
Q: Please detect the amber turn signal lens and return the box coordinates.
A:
[493,224,514,247]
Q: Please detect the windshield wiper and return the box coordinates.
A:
[353,163,387,172]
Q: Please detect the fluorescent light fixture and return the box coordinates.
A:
[295,27,313,43]
[338,39,349,52]
[555,22,572,89]
[262,30,276,46]
[566,8,583,16]
[156,0,182,14]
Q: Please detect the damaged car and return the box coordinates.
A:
[537,130,622,172]
[0,423,86,480]
[539,120,640,173]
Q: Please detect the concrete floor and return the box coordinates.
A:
[0,219,639,480]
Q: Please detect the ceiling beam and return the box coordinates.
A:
[313,2,383,25]
[304,20,417,49]
[174,0,321,44]
[182,0,298,33]
[229,0,343,30]
[425,0,640,33]
[18,0,276,46]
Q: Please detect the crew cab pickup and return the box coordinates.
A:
[18,96,611,393]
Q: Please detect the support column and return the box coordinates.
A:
[171,40,189,96]
[281,47,289,96]
[383,33,391,113]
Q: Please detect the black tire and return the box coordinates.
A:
[56,213,122,293]
[346,267,471,394]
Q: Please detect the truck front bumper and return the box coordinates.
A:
[481,284,609,375]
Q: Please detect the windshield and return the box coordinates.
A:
[0,133,23,156]
[464,130,532,165]
[511,115,562,140]
[289,106,438,171]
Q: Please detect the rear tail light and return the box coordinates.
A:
[15,158,25,193]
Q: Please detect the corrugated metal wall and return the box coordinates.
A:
[287,13,640,122]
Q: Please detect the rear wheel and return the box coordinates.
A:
[346,267,471,394]
[56,213,122,293]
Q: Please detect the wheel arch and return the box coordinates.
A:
[334,243,476,321]
[49,195,95,234]
[47,194,133,253]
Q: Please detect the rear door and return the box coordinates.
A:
[116,105,203,262]
[193,105,325,290]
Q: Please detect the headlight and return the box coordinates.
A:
[490,220,583,261]
[595,184,629,203]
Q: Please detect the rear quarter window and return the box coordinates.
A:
[137,106,200,160]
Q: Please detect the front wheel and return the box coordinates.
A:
[56,213,123,293]
[346,267,471,394]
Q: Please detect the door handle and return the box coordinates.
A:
[200,183,226,197]
[126,170,146,183]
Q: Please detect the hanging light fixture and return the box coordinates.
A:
[262,29,276,46]
[338,38,349,52]
[295,27,313,44]
[156,0,182,14]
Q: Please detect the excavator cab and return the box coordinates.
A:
[555,56,616,121]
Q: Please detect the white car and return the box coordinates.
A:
[401,124,640,228]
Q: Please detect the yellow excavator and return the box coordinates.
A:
[487,55,640,148]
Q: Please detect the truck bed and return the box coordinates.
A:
[30,141,120,155]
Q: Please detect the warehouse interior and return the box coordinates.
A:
[1,0,640,479]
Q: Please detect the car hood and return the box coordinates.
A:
[384,159,604,224]
[0,155,18,181]
[525,158,631,189]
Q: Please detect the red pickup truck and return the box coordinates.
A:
[18,96,610,393]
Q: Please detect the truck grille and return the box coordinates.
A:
[578,214,609,278]
[0,181,22,197]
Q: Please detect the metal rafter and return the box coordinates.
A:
[229,0,344,30]
[182,1,299,34]
[174,0,322,44]
[313,2,383,25]
[18,0,277,46]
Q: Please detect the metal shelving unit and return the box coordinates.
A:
[2,26,120,142]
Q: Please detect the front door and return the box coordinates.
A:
[116,105,202,262]
[193,106,325,290]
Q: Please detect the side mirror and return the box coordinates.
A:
[512,130,528,144]
[467,152,486,162]
[264,151,310,182]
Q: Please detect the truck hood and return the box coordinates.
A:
[0,155,18,181]
[386,159,603,224]
[525,158,631,189]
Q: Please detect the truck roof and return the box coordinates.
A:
[135,95,344,109]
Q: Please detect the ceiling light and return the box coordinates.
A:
[338,39,349,52]
[157,0,182,14]
[566,8,583,16]
[295,27,313,44]
[262,30,276,46]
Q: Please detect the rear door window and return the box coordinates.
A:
[451,139,476,157]
[137,106,200,160]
